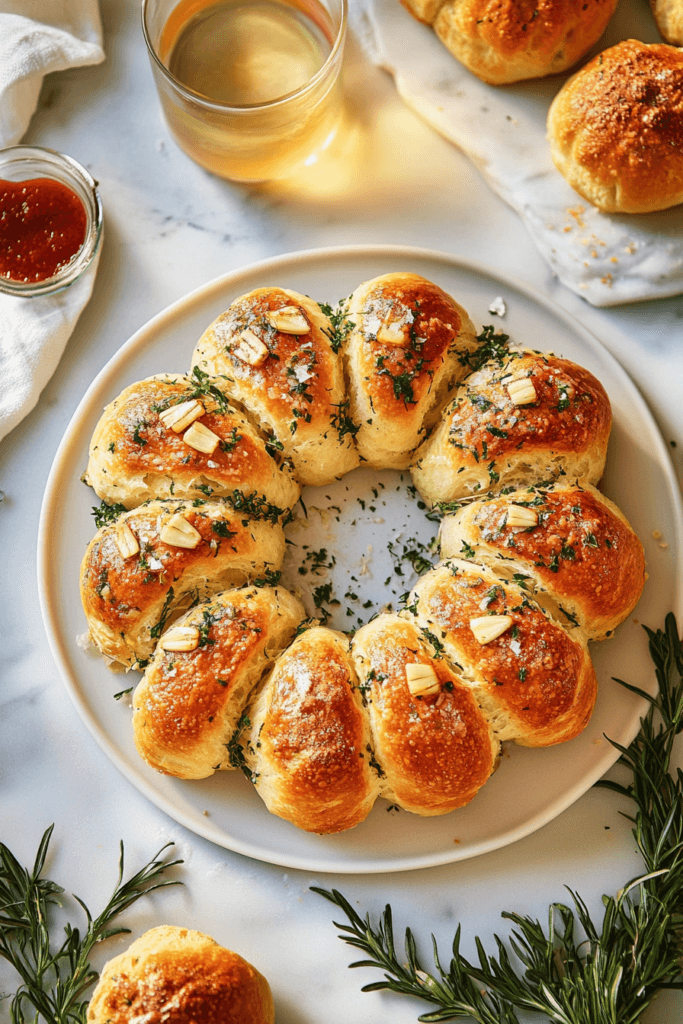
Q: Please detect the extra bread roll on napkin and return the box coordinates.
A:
[548,39,683,213]
[403,0,618,84]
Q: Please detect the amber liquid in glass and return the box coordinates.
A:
[158,0,342,180]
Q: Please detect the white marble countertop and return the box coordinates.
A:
[1,1,682,1021]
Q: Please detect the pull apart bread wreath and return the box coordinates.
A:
[80,272,645,835]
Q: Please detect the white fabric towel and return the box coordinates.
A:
[0,0,104,443]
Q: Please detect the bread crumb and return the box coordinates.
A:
[652,530,662,539]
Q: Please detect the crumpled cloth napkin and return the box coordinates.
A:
[0,0,104,443]
[351,0,683,307]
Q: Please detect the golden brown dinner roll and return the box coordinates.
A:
[351,614,499,814]
[411,0,618,85]
[439,480,646,641]
[408,560,597,746]
[344,273,477,469]
[87,925,274,1024]
[651,0,683,45]
[547,40,683,213]
[85,372,299,512]
[191,287,359,486]
[132,586,305,778]
[80,500,285,669]
[241,626,380,833]
[411,349,611,506]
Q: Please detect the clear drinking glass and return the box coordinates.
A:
[141,0,347,183]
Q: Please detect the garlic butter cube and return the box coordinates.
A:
[160,626,200,652]
[507,378,537,406]
[183,421,220,455]
[377,322,409,347]
[159,399,204,433]
[470,615,513,645]
[506,505,538,529]
[160,514,202,549]
[266,306,310,334]
[115,521,140,560]
[405,662,441,697]
[234,329,269,367]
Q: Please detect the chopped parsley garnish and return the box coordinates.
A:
[320,298,355,353]
[92,501,127,529]
[150,587,175,640]
[211,520,237,538]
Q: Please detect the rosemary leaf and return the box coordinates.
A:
[0,827,182,1024]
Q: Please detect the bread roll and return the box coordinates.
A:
[80,500,285,669]
[417,0,619,85]
[351,614,499,814]
[85,373,299,512]
[651,0,683,45]
[439,480,646,641]
[242,626,380,833]
[191,288,359,486]
[547,40,683,213]
[411,350,611,506]
[344,273,477,469]
[408,560,597,746]
[133,586,305,778]
[87,925,274,1024]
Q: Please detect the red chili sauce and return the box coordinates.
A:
[0,178,87,283]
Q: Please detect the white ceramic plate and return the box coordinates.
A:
[38,245,683,874]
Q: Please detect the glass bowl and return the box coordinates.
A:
[0,145,103,297]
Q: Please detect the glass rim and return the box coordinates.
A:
[141,0,348,112]
[0,144,103,298]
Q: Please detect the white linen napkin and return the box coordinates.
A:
[351,0,683,306]
[0,0,104,443]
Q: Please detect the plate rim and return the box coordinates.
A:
[37,243,683,874]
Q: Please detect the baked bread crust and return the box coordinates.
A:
[243,627,381,833]
[191,288,359,486]
[344,273,477,469]
[80,500,285,669]
[352,614,499,814]
[651,0,683,45]
[85,373,299,512]
[87,926,274,1024]
[439,480,646,641]
[409,560,597,746]
[547,39,683,213]
[132,587,304,778]
[427,0,618,85]
[410,349,611,505]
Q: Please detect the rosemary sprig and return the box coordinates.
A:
[314,613,683,1023]
[0,826,181,1024]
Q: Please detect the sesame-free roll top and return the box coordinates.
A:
[191,287,359,486]
[241,627,380,834]
[408,560,597,747]
[85,372,299,512]
[430,0,618,86]
[87,925,275,1024]
[411,349,611,505]
[132,587,305,779]
[439,481,646,641]
[547,40,683,214]
[344,273,477,469]
[351,614,499,815]
[80,500,286,669]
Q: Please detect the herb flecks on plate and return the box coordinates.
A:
[314,613,683,1024]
